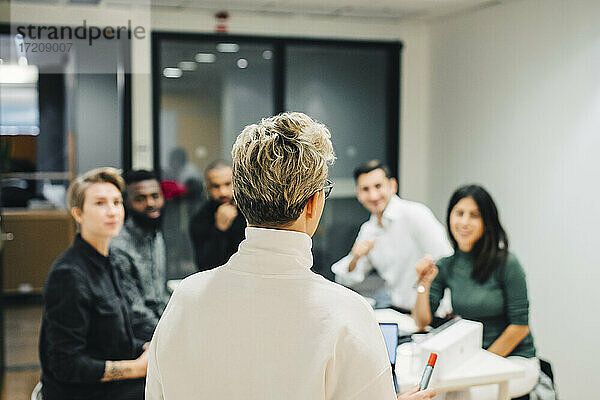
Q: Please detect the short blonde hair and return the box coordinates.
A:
[66,167,125,211]
[232,112,336,226]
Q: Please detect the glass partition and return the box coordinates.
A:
[285,43,394,279]
[153,34,400,282]
[156,37,274,278]
[0,31,130,210]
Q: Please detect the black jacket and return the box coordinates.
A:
[39,234,145,400]
[189,200,246,271]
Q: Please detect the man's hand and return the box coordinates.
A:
[397,386,436,400]
[351,240,376,259]
[215,203,238,231]
[348,240,376,272]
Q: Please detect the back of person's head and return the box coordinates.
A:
[169,147,187,169]
[67,167,125,211]
[231,112,336,227]
[353,160,392,182]
[123,169,158,186]
[446,184,509,283]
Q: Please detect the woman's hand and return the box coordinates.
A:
[397,386,436,400]
[412,257,436,330]
[415,256,438,289]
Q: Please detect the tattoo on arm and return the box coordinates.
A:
[102,360,133,381]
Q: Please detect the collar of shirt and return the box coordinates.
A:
[74,233,110,270]
[368,195,403,229]
[226,227,313,276]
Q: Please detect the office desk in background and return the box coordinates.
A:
[2,210,75,294]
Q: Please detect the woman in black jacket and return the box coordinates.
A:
[39,167,148,400]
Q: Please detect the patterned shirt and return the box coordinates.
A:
[110,217,171,341]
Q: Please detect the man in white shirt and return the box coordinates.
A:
[331,160,451,313]
[146,113,435,400]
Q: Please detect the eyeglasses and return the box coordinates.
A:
[322,179,334,200]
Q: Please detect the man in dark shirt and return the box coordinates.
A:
[189,160,246,271]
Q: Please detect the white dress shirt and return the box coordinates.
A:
[146,227,396,400]
[331,195,452,310]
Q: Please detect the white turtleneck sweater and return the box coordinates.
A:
[146,227,396,400]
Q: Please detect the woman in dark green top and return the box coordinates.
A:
[413,185,539,398]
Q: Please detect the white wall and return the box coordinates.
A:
[424,0,600,397]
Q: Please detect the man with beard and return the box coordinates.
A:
[189,160,246,271]
[111,170,171,342]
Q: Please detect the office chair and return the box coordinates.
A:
[31,381,42,400]
[512,357,556,400]
[539,359,554,385]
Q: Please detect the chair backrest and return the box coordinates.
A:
[539,358,555,385]
[31,381,43,400]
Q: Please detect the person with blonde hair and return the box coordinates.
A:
[146,113,436,400]
[39,167,148,400]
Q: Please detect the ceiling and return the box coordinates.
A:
[8,0,512,22]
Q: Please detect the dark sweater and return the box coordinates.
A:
[189,199,246,271]
[429,250,536,358]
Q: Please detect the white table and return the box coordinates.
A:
[396,349,525,400]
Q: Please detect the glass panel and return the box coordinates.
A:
[285,44,392,282]
[158,38,274,279]
[0,84,39,136]
[1,32,127,209]
[74,73,123,174]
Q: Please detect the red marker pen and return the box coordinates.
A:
[419,353,437,391]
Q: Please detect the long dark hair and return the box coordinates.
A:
[446,185,509,283]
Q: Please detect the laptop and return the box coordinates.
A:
[379,322,399,393]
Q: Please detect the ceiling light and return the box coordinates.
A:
[262,50,273,60]
[195,53,216,63]
[178,61,197,71]
[163,67,182,78]
[217,43,239,53]
[237,58,248,69]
